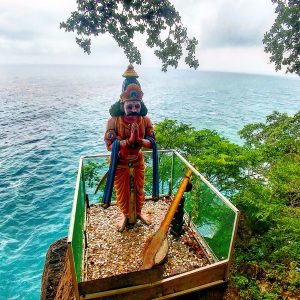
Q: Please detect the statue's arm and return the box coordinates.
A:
[104,117,129,151]
[104,118,117,151]
[140,116,156,149]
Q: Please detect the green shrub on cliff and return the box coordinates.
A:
[155,111,300,299]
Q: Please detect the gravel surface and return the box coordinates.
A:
[85,198,210,281]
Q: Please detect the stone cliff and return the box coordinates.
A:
[41,237,75,300]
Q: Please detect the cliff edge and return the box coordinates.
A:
[41,237,75,300]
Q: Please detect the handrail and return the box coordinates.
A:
[68,158,83,243]
[70,149,240,282]
[80,149,239,214]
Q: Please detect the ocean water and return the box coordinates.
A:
[0,65,299,299]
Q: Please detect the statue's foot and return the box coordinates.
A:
[116,214,127,232]
[138,212,152,225]
[100,203,110,209]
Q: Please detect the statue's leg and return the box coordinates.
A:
[135,162,151,225]
[114,166,130,231]
[128,165,137,225]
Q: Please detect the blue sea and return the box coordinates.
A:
[0,65,299,299]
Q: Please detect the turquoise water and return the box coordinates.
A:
[0,65,299,299]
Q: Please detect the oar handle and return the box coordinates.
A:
[160,168,192,234]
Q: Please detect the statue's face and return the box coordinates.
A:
[124,100,141,116]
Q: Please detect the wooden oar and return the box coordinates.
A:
[94,171,109,194]
[141,168,192,270]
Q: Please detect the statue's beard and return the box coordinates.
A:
[127,112,140,116]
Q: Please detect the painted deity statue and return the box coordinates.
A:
[103,65,158,232]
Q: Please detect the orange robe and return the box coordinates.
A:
[104,115,154,223]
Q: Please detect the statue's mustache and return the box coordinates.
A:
[127,112,140,116]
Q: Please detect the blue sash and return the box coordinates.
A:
[102,140,119,205]
[146,136,159,199]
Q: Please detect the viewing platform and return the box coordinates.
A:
[68,150,240,299]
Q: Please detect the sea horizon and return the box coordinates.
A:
[1,63,299,80]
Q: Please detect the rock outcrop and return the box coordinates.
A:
[41,237,75,300]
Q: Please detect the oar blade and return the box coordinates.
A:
[154,237,168,265]
[141,231,168,270]
[94,171,108,194]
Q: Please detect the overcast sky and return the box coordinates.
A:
[0,0,282,75]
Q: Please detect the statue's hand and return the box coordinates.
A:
[134,123,140,141]
[129,123,138,144]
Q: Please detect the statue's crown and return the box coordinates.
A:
[122,64,139,78]
[120,83,143,102]
[120,65,143,102]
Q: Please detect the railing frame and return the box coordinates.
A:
[67,149,240,299]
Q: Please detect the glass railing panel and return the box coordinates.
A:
[171,153,190,194]
[143,151,154,197]
[71,165,86,282]
[82,155,113,205]
[144,150,174,197]
[79,151,237,263]
[185,177,236,261]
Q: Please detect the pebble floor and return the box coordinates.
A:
[85,198,210,280]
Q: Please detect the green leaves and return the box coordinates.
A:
[263,0,300,76]
[155,118,245,192]
[60,0,199,71]
[155,111,300,298]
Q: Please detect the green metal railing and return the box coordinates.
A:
[67,160,86,284]
[67,150,239,284]
[170,151,238,261]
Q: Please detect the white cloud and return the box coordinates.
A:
[0,0,284,75]
[197,46,278,75]
[173,0,276,48]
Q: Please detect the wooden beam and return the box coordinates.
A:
[79,265,164,295]
[81,261,227,300]
[154,279,225,299]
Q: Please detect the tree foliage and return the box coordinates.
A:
[263,0,300,76]
[155,111,300,299]
[155,118,247,192]
[239,111,300,207]
[60,0,199,71]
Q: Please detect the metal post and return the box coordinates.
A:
[169,150,175,196]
